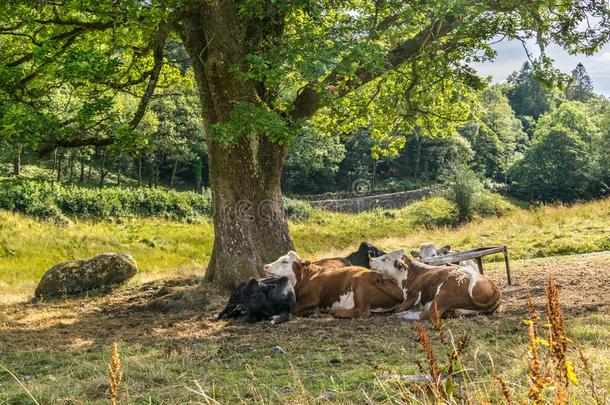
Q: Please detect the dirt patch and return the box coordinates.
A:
[0,253,608,356]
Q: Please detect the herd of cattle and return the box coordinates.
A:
[217,242,502,325]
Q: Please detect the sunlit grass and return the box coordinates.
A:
[1,196,609,301]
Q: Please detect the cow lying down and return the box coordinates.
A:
[369,249,501,321]
[264,251,403,318]
[314,242,386,268]
[217,276,296,325]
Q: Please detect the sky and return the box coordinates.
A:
[472,39,610,97]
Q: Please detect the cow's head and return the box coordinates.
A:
[369,249,407,283]
[263,251,299,285]
[239,278,272,314]
[411,242,451,259]
[358,241,386,260]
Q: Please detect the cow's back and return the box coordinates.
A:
[300,266,369,309]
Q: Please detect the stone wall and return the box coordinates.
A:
[308,187,434,213]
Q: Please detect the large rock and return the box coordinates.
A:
[35,253,137,299]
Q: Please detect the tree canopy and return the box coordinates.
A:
[1,0,609,285]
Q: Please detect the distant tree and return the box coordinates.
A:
[586,96,610,192]
[565,63,595,102]
[461,86,527,181]
[282,126,345,194]
[439,162,484,222]
[393,131,473,181]
[535,101,599,145]
[508,128,596,202]
[506,62,558,120]
[336,128,377,190]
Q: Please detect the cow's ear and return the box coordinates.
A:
[410,250,420,258]
[439,245,451,254]
[260,283,274,292]
[394,260,407,271]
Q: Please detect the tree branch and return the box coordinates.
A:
[129,23,168,129]
[291,14,460,119]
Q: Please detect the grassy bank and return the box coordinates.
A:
[1,197,609,301]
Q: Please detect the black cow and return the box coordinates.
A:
[217,276,296,325]
[314,242,386,268]
[345,242,386,267]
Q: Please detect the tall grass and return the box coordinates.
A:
[372,277,605,404]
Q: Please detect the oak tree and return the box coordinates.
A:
[1,0,609,286]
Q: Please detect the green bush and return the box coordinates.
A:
[439,163,485,222]
[0,178,311,222]
[508,128,597,203]
[407,196,458,228]
[283,197,312,222]
[474,190,515,217]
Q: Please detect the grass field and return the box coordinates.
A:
[1,196,609,302]
[0,197,609,403]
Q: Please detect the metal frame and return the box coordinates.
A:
[419,245,512,285]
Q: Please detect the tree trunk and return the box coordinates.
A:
[79,157,85,182]
[138,153,142,187]
[56,151,63,181]
[154,160,160,187]
[99,149,107,187]
[117,155,122,186]
[68,151,75,183]
[371,159,378,190]
[170,159,178,188]
[182,8,293,287]
[148,157,153,188]
[13,146,21,176]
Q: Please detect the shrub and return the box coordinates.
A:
[283,197,312,222]
[474,190,515,216]
[407,196,458,228]
[0,178,308,222]
[439,163,484,222]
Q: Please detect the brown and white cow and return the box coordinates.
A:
[263,251,404,318]
[369,249,501,321]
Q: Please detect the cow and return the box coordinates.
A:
[217,276,296,325]
[314,242,386,268]
[369,249,501,321]
[263,251,404,318]
[411,242,479,273]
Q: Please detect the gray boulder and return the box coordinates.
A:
[35,253,137,299]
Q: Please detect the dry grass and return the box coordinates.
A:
[0,252,608,403]
[0,197,609,402]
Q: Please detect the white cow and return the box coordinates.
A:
[411,242,479,273]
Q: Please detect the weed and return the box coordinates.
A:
[108,342,122,405]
